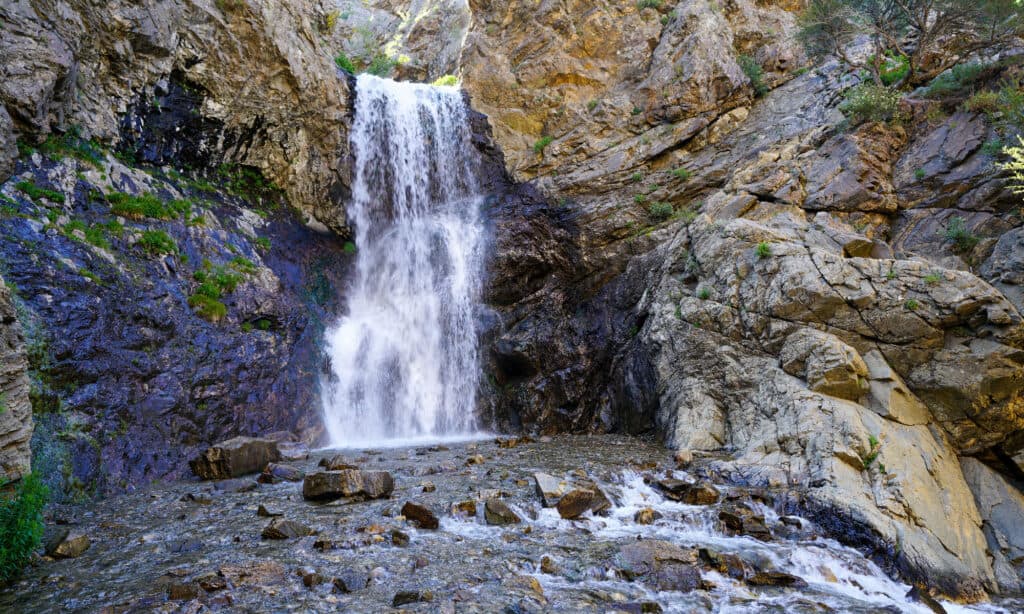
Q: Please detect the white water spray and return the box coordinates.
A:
[321,74,486,446]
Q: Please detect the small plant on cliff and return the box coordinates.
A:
[138,230,178,256]
[533,136,554,154]
[334,53,357,74]
[738,54,768,97]
[904,298,920,311]
[672,167,691,181]
[343,241,357,255]
[943,216,980,254]
[861,435,881,469]
[188,294,227,322]
[697,287,711,300]
[15,181,64,205]
[637,0,663,9]
[924,272,941,284]
[840,83,902,126]
[648,201,674,221]
[1002,136,1024,195]
[432,75,458,87]
[0,473,48,584]
[755,242,771,259]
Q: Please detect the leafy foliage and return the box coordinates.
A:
[0,473,48,584]
[840,83,903,125]
[533,136,554,154]
[738,55,768,97]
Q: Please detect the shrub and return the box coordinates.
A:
[697,287,711,300]
[334,53,357,74]
[738,54,768,97]
[914,168,926,180]
[587,99,599,111]
[876,53,909,87]
[533,136,554,154]
[0,473,48,584]
[648,201,674,221]
[634,194,647,204]
[756,241,771,258]
[138,230,177,256]
[325,9,340,31]
[188,294,227,322]
[432,75,458,87]
[365,54,398,77]
[1001,136,1024,194]
[15,181,64,204]
[672,167,691,181]
[943,216,980,253]
[904,299,919,311]
[637,0,663,8]
[631,172,643,183]
[840,83,902,126]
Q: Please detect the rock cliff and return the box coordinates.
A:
[0,278,32,481]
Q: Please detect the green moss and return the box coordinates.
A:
[904,299,920,311]
[697,287,711,300]
[432,75,458,87]
[0,473,48,584]
[138,230,177,256]
[15,181,64,204]
[533,136,554,154]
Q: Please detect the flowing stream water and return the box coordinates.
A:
[321,75,486,447]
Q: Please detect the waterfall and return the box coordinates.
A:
[321,74,486,447]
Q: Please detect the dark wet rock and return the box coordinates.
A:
[699,548,748,580]
[719,506,773,541]
[747,571,808,588]
[166,539,203,554]
[302,571,325,587]
[402,501,440,530]
[615,603,665,614]
[391,529,410,547]
[533,472,568,507]
[484,498,521,525]
[258,462,304,484]
[261,518,315,540]
[466,454,486,465]
[617,540,702,592]
[181,492,214,505]
[257,504,283,517]
[333,570,370,593]
[318,454,358,470]
[167,582,200,601]
[393,589,433,606]
[496,436,532,448]
[555,487,610,519]
[302,470,394,501]
[634,508,662,525]
[673,449,693,467]
[656,479,719,505]
[906,586,948,614]
[189,437,282,480]
[45,530,90,559]
[540,555,559,575]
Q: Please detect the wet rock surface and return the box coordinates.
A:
[3,436,1018,613]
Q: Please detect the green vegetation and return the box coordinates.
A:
[637,0,663,8]
[738,54,767,97]
[587,100,599,111]
[648,201,674,221]
[334,52,357,74]
[874,52,909,87]
[904,299,920,311]
[15,181,64,204]
[964,80,1024,135]
[138,230,177,256]
[254,236,271,251]
[366,54,399,77]
[1002,136,1024,195]
[943,216,980,254]
[924,62,990,99]
[63,220,111,250]
[634,194,647,204]
[914,168,926,180]
[37,126,105,168]
[216,164,281,202]
[924,273,941,284]
[432,75,458,87]
[672,167,691,181]
[631,106,643,116]
[107,192,190,220]
[631,172,643,183]
[188,294,227,322]
[697,287,711,300]
[839,83,902,126]
[533,136,554,154]
[343,241,357,255]
[756,241,771,258]
[0,473,48,584]
[861,435,881,468]
[324,9,341,31]
[187,258,258,322]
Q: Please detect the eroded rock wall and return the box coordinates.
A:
[0,278,32,481]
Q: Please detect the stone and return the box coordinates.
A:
[779,329,869,401]
[540,555,559,575]
[277,442,310,461]
[960,458,1024,593]
[302,571,324,587]
[533,472,568,507]
[319,455,358,470]
[302,470,394,501]
[747,571,808,588]
[673,449,693,467]
[189,437,281,480]
[617,540,702,592]
[452,500,477,517]
[46,531,91,559]
[261,519,315,540]
[333,570,370,593]
[257,462,303,484]
[401,501,440,529]
[465,454,485,465]
[634,508,663,525]
[167,582,199,601]
[196,573,227,592]
[718,506,772,541]
[484,498,521,525]
[698,548,748,580]
[391,529,410,547]
[556,489,601,520]
[257,504,283,517]
[421,481,436,493]
[393,590,433,606]
[656,479,719,505]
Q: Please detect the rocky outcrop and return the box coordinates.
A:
[189,437,281,480]
[961,458,1024,594]
[0,0,350,230]
[0,278,32,480]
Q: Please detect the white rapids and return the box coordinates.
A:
[321,74,486,447]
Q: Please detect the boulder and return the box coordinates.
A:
[960,458,1024,593]
[189,437,281,480]
[261,519,315,539]
[318,454,358,470]
[401,501,440,529]
[556,489,599,519]
[747,571,808,588]
[484,498,521,525]
[533,472,568,507]
[452,500,477,517]
[617,540,702,592]
[302,470,394,501]
[393,590,433,606]
[634,508,663,525]
[657,479,719,505]
[46,531,90,559]
[277,442,310,461]
[333,569,370,593]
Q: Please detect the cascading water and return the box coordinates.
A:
[321,74,486,446]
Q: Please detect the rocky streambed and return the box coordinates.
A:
[2,435,1019,613]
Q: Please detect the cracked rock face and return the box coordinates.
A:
[0,279,32,480]
[0,0,350,230]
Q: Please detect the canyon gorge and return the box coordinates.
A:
[1,0,1023,612]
